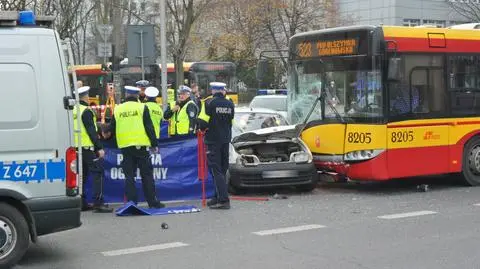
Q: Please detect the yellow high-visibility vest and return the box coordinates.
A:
[73,104,96,147]
[114,102,150,148]
[145,102,163,139]
[168,100,196,135]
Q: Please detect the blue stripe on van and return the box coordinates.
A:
[0,159,65,183]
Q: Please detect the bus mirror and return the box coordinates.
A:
[388,58,401,81]
[256,59,269,82]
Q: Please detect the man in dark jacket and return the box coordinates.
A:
[197,82,235,209]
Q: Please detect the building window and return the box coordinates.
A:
[403,19,421,27]
[422,20,446,28]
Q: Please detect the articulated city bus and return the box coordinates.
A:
[161,61,239,104]
[287,25,480,185]
[68,64,112,105]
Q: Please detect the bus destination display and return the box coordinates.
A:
[296,38,359,58]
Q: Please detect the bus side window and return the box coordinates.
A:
[449,55,480,116]
[389,55,446,118]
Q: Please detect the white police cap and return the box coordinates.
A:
[135,80,150,87]
[145,86,159,97]
[177,85,192,94]
[210,82,226,90]
[76,86,90,95]
[124,86,141,94]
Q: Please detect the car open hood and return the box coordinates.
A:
[231,124,305,145]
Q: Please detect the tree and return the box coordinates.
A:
[0,0,28,10]
[259,0,339,70]
[448,1,478,22]
[167,0,214,88]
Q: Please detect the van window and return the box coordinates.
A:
[0,64,39,129]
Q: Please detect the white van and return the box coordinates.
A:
[0,11,81,267]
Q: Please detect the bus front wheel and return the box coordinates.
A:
[462,136,480,186]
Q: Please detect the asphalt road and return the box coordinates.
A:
[15,176,480,269]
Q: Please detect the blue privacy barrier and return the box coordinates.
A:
[84,134,215,204]
[115,201,201,216]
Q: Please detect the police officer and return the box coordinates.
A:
[190,82,202,108]
[163,85,198,136]
[197,82,235,209]
[198,82,234,121]
[73,86,113,213]
[145,86,163,139]
[136,80,150,103]
[110,86,165,208]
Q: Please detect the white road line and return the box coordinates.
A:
[101,242,189,257]
[252,224,326,236]
[377,210,437,220]
[474,203,480,207]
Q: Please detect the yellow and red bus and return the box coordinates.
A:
[160,61,238,104]
[68,64,112,106]
[286,25,480,185]
[117,61,238,104]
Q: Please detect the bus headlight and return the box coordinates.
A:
[344,149,384,162]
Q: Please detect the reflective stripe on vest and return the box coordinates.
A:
[114,102,150,148]
[145,102,163,139]
[73,104,96,147]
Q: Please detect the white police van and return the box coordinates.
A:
[0,11,81,267]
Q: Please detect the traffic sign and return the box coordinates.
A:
[97,42,112,57]
[97,24,113,41]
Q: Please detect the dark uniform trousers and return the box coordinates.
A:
[81,149,105,205]
[121,146,158,205]
[206,142,230,202]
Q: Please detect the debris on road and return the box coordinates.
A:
[273,193,288,199]
[417,184,429,192]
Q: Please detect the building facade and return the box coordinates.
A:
[339,0,471,27]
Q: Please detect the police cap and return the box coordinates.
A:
[145,86,160,97]
[76,86,90,96]
[124,86,141,94]
[135,80,150,87]
[210,82,226,91]
[177,85,192,94]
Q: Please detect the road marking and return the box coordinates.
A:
[377,210,437,220]
[101,242,189,257]
[252,224,326,236]
[474,203,480,206]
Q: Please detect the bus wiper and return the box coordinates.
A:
[322,91,345,123]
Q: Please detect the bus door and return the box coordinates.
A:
[387,66,449,178]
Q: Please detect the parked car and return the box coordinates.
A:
[249,91,288,119]
[227,107,317,193]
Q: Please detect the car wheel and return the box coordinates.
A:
[226,170,246,195]
[461,136,480,186]
[0,203,30,268]
[296,183,317,192]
